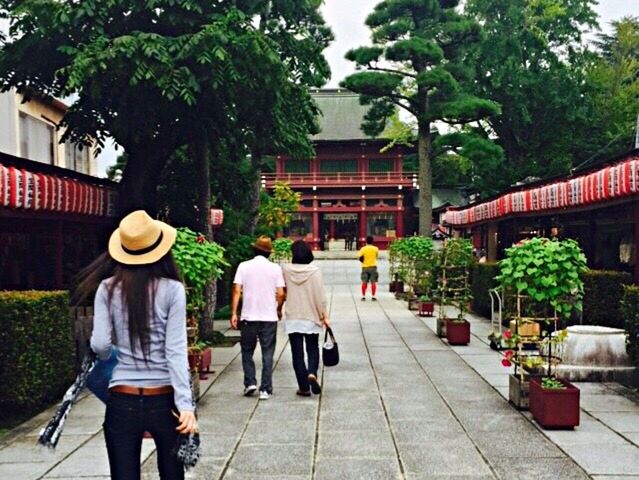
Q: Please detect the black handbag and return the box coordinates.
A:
[322,327,339,367]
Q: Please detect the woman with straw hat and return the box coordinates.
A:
[76,210,196,480]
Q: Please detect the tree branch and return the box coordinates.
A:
[367,64,417,78]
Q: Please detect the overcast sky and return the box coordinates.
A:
[2,1,631,176]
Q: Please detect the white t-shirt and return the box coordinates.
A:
[233,256,285,321]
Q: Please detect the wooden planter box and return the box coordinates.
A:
[509,373,533,410]
[529,377,580,429]
[408,298,420,311]
[509,319,541,337]
[446,320,470,345]
[419,301,435,317]
[436,317,448,337]
[188,352,202,371]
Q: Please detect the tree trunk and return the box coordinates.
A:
[191,138,216,338]
[247,149,263,234]
[118,145,169,217]
[418,123,433,237]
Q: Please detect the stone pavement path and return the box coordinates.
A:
[3,259,638,479]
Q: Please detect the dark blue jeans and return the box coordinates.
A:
[240,321,277,393]
[103,391,184,480]
[289,333,319,392]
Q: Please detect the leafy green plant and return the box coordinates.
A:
[271,238,294,263]
[172,228,228,317]
[389,236,436,292]
[496,238,588,319]
[541,377,566,390]
[583,270,633,329]
[621,285,639,367]
[438,238,473,323]
[257,182,301,237]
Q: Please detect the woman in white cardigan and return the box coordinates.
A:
[280,240,330,396]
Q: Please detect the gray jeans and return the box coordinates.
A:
[240,321,277,393]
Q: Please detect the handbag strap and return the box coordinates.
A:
[324,327,336,344]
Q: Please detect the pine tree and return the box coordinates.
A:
[342,0,499,234]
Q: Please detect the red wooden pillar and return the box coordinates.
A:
[396,209,404,238]
[329,220,336,239]
[359,211,367,247]
[55,221,64,288]
[634,202,639,284]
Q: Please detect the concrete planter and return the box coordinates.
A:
[529,377,580,429]
[446,320,470,345]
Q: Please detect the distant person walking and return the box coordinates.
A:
[231,236,286,400]
[79,210,196,480]
[281,240,330,396]
[358,235,379,301]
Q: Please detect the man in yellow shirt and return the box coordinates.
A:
[358,236,379,301]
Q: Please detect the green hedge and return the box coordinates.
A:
[471,263,500,318]
[0,291,75,414]
[583,270,633,329]
[620,285,639,367]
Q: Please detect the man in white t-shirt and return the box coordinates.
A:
[231,236,285,400]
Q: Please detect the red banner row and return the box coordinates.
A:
[0,164,116,217]
[445,155,639,226]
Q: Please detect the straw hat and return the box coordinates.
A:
[108,210,177,265]
[252,235,273,253]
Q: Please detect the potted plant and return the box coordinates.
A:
[418,294,435,317]
[497,238,587,425]
[437,238,473,341]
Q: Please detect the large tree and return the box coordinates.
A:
[0,0,330,225]
[342,0,499,235]
[465,0,598,190]
[583,16,639,162]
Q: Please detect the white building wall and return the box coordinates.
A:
[0,90,19,157]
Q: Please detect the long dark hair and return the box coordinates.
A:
[74,251,181,361]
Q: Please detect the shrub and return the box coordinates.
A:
[271,238,293,263]
[582,270,633,329]
[0,291,75,414]
[471,262,500,318]
[620,285,639,367]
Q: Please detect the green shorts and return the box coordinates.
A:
[361,267,379,283]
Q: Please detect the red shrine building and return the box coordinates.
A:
[265,89,423,250]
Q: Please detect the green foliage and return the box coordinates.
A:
[497,238,588,319]
[257,182,301,237]
[389,236,436,293]
[582,270,633,329]
[541,377,566,390]
[0,0,332,211]
[272,238,294,263]
[438,238,474,322]
[464,0,622,194]
[621,285,639,367]
[172,228,228,316]
[471,262,500,318]
[342,0,501,235]
[0,291,74,413]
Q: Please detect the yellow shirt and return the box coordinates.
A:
[358,245,379,268]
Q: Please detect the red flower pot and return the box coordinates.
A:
[395,281,404,294]
[199,347,213,379]
[446,320,470,345]
[529,377,580,429]
[389,281,397,293]
[419,301,434,317]
[188,352,202,371]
